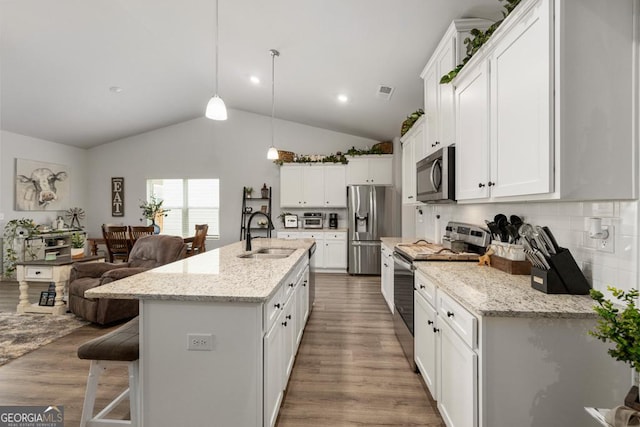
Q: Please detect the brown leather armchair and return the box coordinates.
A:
[69,234,186,325]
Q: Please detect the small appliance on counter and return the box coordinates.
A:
[328,213,338,229]
[302,212,323,229]
[284,214,298,229]
[442,221,491,253]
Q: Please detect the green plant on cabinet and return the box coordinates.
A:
[3,218,38,279]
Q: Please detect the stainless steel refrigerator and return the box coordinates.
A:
[348,185,388,275]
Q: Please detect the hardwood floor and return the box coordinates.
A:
[0,274,443,426]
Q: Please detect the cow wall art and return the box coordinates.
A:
[15,159,70,211]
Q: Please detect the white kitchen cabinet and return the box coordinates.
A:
[455,61,490,201]
[346,155,393,186]
[323,165,347,207]
[380,243,394,313]
[300,231,325,269]
[280,164,346,208]
[295,266,310,346]
[401,117,424,204]
[420,19,493,158]
[452,0,637,202]
[414,291,438,399]
[263,311,284,427]
[282,286,297,380]
[438,320,478,427]
[323,232,347,269]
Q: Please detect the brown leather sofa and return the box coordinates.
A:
[69,234,186,325]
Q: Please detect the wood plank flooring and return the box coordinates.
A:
[0,274,443,426]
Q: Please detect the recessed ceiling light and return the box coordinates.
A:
[337,94,349,103]
[250,76,260,85]
[109,86,123,93]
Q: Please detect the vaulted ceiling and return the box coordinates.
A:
[0,0,501,148]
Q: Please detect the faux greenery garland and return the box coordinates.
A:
[590,287,640,373]
[440,0,522,84]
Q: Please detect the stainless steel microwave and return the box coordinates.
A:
[416,146,455,203]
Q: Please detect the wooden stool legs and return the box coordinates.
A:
[80,360,139,427]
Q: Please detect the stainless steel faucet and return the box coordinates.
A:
[245,211,275,251]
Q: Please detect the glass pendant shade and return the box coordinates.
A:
[267,146,279,160]
[205,95,228,120]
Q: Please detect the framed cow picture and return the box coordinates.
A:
[15,158,70,211]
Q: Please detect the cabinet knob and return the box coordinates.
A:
[383,263,388,267]
[35,271,41,275]
[282,321,288,327]
[447,311,454,318]
[289,283,294,287]
[419,284,425,289]
[433,327,440,333]
[488,181,495,187]
[478,183,485,188]
[286,315,292,320]
[408,196,414,199]
[274,303,281,309]
[427,320,434,325]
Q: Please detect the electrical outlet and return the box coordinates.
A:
[187,333,214,351]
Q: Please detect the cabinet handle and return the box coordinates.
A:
[383,263,388,267]
[478,183,485,188]
[431,141,440,148]
[274,303,281,309]
[433,327,440,333]
[427,320,434,325]
[35,271,41,275]
[303,281,307,287]
[286,315,292,320]
[488,181,495,187]
[289,283,294,287]
[419,284,425,289]
[282,321,288,327]
[408,196,414,199]
[447,311,454,318]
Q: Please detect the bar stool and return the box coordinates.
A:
[77,316,140,427]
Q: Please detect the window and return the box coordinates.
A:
[146,179,220,238]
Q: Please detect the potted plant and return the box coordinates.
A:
[245,187,253,198]
[3,218,38,279]
[140,194,170,233]
[70,233,85,259]
[590,286,640,409]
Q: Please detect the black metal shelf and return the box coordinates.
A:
[240,186,272,240]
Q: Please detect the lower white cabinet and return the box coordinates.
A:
[277,231,346,271]
[414,291,438,399]
[380,244,394,313]
[438,320,478,427]
[263,313,284,427]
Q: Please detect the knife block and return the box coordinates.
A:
[530,247,590,294]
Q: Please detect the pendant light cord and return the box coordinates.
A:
[215,0,219,94]
[270,49,280,148]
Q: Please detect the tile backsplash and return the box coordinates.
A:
[411,201,639,294]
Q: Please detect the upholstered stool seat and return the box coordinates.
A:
[78,317,140,427]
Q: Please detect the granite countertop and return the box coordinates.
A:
[416,262,598,319]
[85,239,314,303]
[381,237,419,249]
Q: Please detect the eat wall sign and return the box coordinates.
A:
[111,177,124,217]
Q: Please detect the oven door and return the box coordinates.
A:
[393,251,416,370]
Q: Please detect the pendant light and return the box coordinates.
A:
[205,0,227,120]
[267,49,280,160]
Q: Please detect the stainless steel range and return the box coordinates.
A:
[393,222,490,371]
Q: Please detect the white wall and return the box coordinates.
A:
[86,108,379,248]
[0,130,89,227]
[410,200,638,296]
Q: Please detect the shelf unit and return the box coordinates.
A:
[25,230,86,260]
[240,186,273,240]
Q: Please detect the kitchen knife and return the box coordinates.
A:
[535,225,556,255]
[542,226,561,252]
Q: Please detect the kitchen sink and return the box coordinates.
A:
[237,247,296,259]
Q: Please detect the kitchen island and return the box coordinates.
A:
[413,261,629,427]
[86,238,314,427]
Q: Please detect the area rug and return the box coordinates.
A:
[0,312,89,366]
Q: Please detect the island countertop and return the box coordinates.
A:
[416,261,598,319]
[85,239,314,303]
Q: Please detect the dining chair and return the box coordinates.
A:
[102,224,131,263]
[186,224,208,257]
[128,225,155,248]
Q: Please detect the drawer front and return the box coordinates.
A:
[325,232,346,241]
[264,285,284,331]
[277,232,299,240]
[282,272,297,302]
[438,292,477,349]
[415,271,437,308]
[300,232,324,241]
[25,266,53,280]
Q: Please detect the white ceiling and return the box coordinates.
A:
[0,0,501,149]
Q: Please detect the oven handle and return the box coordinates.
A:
[393,252,415,271]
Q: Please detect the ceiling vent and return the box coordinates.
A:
[376,85,395,100]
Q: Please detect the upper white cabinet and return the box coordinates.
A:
[420,19,493,157]
[401,116,425,204]
[346,155,393,186]
[453,0,637,202]
[280,164,346,208]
